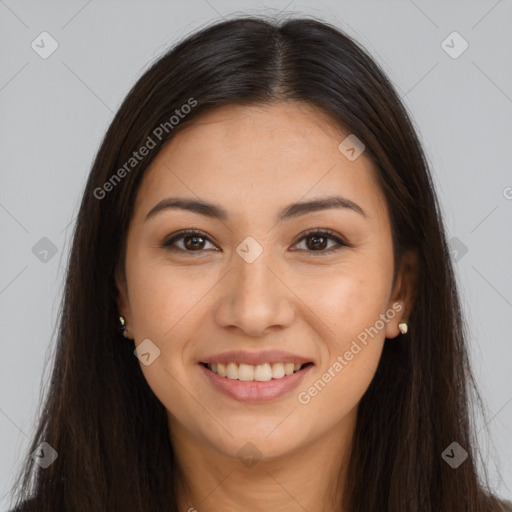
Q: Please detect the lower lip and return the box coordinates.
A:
[199,363,314,403]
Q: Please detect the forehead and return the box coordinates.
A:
[133,101,389,224]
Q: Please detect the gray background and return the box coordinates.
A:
[1,0,511,508]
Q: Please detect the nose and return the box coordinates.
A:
[214,247,296,337]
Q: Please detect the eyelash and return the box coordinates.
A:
[161,228,349,257]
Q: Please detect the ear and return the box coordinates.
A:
[385,249,418,339]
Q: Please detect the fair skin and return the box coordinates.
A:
[116,101,417,512]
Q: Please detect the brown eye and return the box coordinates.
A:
[305,234,329,250]
[162,228,348,256]
[162,230,216,252]
[183,234,206,250]
[294,229,347,255]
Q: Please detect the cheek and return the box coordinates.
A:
[294,266,391,419]
[125,258,208,418]
[126,247,212,341]
[302,259,393,347]
[301,261,393,415]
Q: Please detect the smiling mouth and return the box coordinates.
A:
[200,361,314,382]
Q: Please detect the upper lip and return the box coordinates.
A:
[200,350,314,366]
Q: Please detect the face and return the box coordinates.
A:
[116,101,415,464]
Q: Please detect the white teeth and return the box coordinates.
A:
[206,361,307,381]
[284,363,295,375]
[254,363,272,382]
[271,362,285,379]
[238,363,254,381]
[226,362,238,379]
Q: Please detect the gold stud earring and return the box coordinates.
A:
[397,303,408,334]
[119,316,130,338]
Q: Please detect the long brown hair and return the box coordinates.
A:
[7,14,509,512]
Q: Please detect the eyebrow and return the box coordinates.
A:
[145,195,366,223]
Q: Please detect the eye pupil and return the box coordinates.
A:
[307,235,327,250]
[185,235,204,250]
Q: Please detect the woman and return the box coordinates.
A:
[7,14,511,512]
